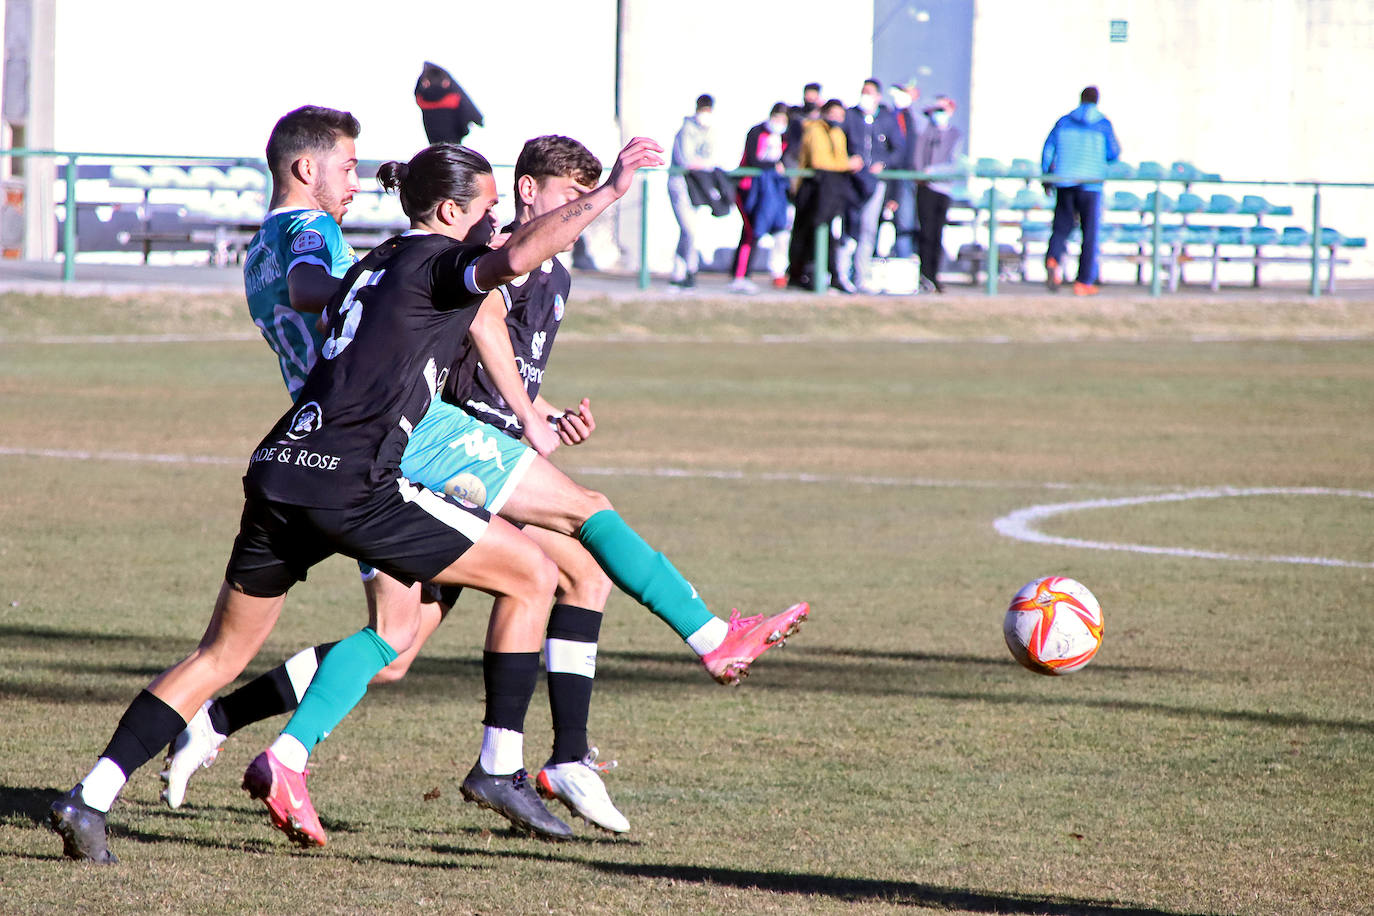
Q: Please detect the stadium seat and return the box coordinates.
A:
[225,166,268,191]
[1280,227,1311,246]
[1216,226,1246,245]
[1185,225,1219,245]
[1010,188,1051,210]
[1246,226,1278,245]
[1135,161,1167,180]
[1115,224,1149,244]
[1020,220,1052,242]
[975,157,1007,177]
[109,164,154,188]
[1169,161,1200,181]
[1175,193,1206,214]
[1007,158,1037,179]
[1207,194,1239,214]
[1106,160,1136,180]
[1109,191,1143,211]
[1157,224,1185,244]
[1239,194,1275,215]
[1143,191,1176,213]
[1097,224,1118,243]
[1340,235,1367,248]
[187,166,233,190]
[148,165,196,189]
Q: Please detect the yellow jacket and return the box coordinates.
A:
[800,120,851,172]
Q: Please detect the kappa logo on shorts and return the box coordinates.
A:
[290,230,325,254]
[286,400,323,440]
[446,429,507,472]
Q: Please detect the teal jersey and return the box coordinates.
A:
[244,208,356,400]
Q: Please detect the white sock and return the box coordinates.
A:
[685,616,729,656]
[479,727,525,775]
[79,758,127,813]
[268,734,309,773]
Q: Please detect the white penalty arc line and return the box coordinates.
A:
[994,486,1374,569]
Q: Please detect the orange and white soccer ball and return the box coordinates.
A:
[1003,576,1103,675]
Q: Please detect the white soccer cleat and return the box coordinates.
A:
[536,748,630,834]
[160,700,227,808]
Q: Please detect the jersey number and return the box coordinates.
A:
[322,268,385,360]
[254,305,317,398]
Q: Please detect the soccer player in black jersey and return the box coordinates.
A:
[48,136,664,862]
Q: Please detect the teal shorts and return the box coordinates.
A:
[358,400,535,583]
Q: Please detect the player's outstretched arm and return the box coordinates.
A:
[472,137,663,290]
[467,291,560,456]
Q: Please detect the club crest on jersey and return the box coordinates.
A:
[286,401,323,440]
[291,230,325,254]
[531,330,547,361]
[552,293,565,322]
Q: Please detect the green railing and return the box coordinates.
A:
[2,147,1368,298]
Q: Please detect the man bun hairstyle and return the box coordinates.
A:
[515,135,603,190]
[377,143,493,219]
[266,105,360,183]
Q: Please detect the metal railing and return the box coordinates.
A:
[2,147,1368,298]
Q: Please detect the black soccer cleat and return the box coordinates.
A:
[459,763,573,840]
[49,784,118,864]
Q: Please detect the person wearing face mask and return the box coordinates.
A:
[912,95,964,294]
[839,79,901,294]
[787,99,861,289]
[729,103,793,292]
[884,79,922,260]
[667,94,716,289]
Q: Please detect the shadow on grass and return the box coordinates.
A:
[0,785,63,825]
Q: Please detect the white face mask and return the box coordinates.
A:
[695,110,713,128]
[930,109,951,128]
[768,117,788,134]
[858,93,879,114]
[890,89,911,109]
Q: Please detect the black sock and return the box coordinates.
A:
[545,605,602,765]
[210,641,336,736]
[99,690,187,777]
[482,651,541,733]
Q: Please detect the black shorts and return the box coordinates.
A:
[225,477,491,598]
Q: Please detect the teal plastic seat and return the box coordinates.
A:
[1239,195,1273,215]
[1280,227,1311,246]
[1207,194,1239,214]
[975,158,1007,177]
[1097,224,1119,243]
[1011,188,1051,210]
[1136,161,1167,180]
[974,188,1013,209]
[1106,160,1136,180]
[1175,193,1206,214]
[1269,203,1294,217]
[1116,224,1148,244]
[1246,226,1278,245]
[1020,221,1052,241]
[1185,225,1219,244]
[1157,224,1184,244]
[1170,161,1200,181]
[1217,226,1246,245]
[1143,191,1176,213]
[1341,236,1367,248]
[1110,191,1143,211]
[1007,158,1037,178]
[1317,228,1345,245]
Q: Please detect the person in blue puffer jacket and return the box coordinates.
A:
[1041,86,1121,294]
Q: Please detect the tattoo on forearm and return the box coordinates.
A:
[560,202,591,222]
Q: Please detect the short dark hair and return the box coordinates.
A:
[1081,85,1099,104]
[822,98,846,116]
[863,78,882,93]
[376,143,493,219]
[266,105,360,184]
[769,102,788,118]
[804,82,822,94]
[696,93,714,111]
[515,135,603,190]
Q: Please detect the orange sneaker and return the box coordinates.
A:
[701,603,809,685]
[242,749,326,847]
[1046,257,1063,291]
[1072,282,1100,296]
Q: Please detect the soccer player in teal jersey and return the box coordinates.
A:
[243,106,361,400]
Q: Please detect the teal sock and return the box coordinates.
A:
[577,509,716,640]
[282,627,397,753]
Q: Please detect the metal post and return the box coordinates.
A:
[637,178,650,290]
[813,220,829,293]
[1149,180,1163,297]
[62,154,78,282]
[1309,183,1322,298]
[985,181,999,295]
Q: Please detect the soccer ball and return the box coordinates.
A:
[1003,576,1103,675]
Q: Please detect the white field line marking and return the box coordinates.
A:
[1,332,261,345]
[994,487,1374,569]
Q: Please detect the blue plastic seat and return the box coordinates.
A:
[1246,226,1279,245]
[1239,195,1273,215]
[1185,226,1219,244]
[1011,188,1051,210]
[975,158,1007,177]
[1109,191,1143,211]
[1341,236,1367,248]
[1116,224,1149,244]
[1269,203,1295,216]
[1175,193,1206,214]
[1207,194,1239,214]
[1020,220,1052,241]
[1106,160,1136,180]
[1143,192,1176,213]
[1280,227,1311,246]
[1317,228,1345,246]
[1170,161,1200,181]
[1217,226,1246,245]
[974,188,1013,209]
[1157,224,1185,244]
[1007,158,1037,178]
[1135,161,1167,180]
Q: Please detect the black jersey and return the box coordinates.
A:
[245,232,491,509]
[449,256,571,438]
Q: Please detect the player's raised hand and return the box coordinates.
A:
[606,137,664,199]
[554,398,596,446]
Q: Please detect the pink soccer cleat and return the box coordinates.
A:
[701,602,809,685]
[242,749,326,848]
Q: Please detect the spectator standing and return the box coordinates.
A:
[729,103,793,293]
[787,99,860,289]
[884,79,921,259]
[785,82,823,158]
[667,94,716,289]
[912,95,964,293]
[839,79,901,293]
[1041,85,1121,295]
[414,62,484,145]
